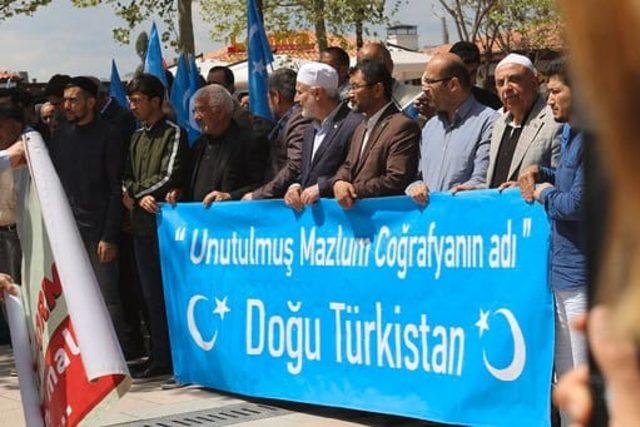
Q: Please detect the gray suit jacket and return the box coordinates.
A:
[486,95,562,186]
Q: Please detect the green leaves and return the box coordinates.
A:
[437,0,562,55]
[200,0,402,52]
[1,0,53,21]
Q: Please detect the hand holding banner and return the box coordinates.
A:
[10,130,130,426]
[157,191,554,426]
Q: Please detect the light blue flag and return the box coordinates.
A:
[247,0,274,121]
[170,54,201,145]
[144,22,168,88]
[109,59,129,109]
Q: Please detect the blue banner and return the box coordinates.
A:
[157,190,553,426]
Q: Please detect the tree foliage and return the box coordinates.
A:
[200,0,403,52]
[1,0,52,21]
[485,0,561,55]
[438,0,562,55]
[70,0,196,54]
[436,0,497,42]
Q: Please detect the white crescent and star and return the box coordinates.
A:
[187,295,231,352]
[477,308,526,382]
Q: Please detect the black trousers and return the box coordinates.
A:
[118,230,148,359]
[80,232,130,355]
[0,226,21,345]
[133,233,172,369]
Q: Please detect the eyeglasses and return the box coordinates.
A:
[421,76,453,86]
[192,105,211,115]
[348,82,379,92]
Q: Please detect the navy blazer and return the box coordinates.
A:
[299,103,363,196]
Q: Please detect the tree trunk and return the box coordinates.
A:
[178,0,195,55]
[312,0,328,52]
[355,19,364,49]
[354,6,365,49]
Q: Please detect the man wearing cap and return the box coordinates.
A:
[483,53,561,189]
[405,53,499,205]
[284,62,363,210]
[243,69,311,200]
[332,59,420,208]
[49,76,128,350]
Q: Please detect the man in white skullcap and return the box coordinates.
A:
[284,62,363,210]
[481,53,562,189]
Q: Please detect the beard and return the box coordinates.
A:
[349,100,363,113]
[65,113,79,123]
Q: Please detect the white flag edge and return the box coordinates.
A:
[23,131,128,379]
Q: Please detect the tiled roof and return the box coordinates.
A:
[202,30,358,64]
[422,26,564,58]
[0,71,21,81]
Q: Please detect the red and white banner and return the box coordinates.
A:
[8,130,130,426]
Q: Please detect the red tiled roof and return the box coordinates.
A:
[0,71,21,81]
[202,30,359,64]
[423,26,564,58]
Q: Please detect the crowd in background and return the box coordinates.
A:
[0,40,585,424]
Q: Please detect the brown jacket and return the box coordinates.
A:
[253,105,311,199]
[332,104,420,198]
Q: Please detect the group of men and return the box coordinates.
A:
[0,40,584,398]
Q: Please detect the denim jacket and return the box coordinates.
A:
[539,124,586,290]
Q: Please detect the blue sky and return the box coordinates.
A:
[0,0,449,82]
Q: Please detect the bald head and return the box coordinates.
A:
[426,53,472,91]
[357,41,393,74]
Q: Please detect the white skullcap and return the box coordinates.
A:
[296,62,339,90]
[496,53,536,74]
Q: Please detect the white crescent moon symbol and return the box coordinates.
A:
[187,295,218,351]
[482,308,526,381]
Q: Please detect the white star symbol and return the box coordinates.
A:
[213,296,231,320]
[253,60,266,75]
[249,24,258,41]
[475,309,490,337]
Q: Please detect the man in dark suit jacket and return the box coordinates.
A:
[283,62,363,210]
[188,84,266,204]
[332,60,420,209]
[243,68,311,200]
